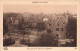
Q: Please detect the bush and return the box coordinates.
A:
[64,41,76,47]
[3,38,15,46]
[36,33,56,46]
[20,39,28,45]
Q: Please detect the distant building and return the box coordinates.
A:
[43,17,49,21]
[53,14,68,39]
[42,13,69,39]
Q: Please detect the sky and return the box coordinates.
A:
[3,5,77,14]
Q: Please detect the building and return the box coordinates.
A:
[42,13,69,39]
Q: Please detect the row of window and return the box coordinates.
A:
[56,28,63,31]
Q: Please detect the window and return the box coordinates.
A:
[57,22,59,26]
[49,24,52,26]
[61,28,63,31]
[56,34,59,36]
[57,23,59,26]
[56,28,59,31]
[47,29,52,33]
[56,34,59,38]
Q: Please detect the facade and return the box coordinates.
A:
[42,13,69,39]
[53,14,68,39]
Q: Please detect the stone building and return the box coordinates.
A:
[42,13,69,39]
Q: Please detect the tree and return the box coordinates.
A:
[18,18,25,39]
[3,19,15,46]
[3,19,9,38]
[36,22,46,31]
[19,18,31,45]
[66,14,77,46]
[36,33,56,46]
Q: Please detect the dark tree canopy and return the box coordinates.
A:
[66,15,77,39]
[66,14,77,46]
[3,19,9,35]
[36,22,46,31]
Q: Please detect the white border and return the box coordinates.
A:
[0,0,80,51]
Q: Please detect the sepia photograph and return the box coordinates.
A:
[3,5,77,47]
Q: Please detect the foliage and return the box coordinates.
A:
[36,33,56,46]
[66,14,77,39]
[20,39,28,45]
[3,38,15,46]
[36,22,46,31]
[3,19,9,35]
[66,14,77,46]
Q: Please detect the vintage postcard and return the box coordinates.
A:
[0,0,80,51]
